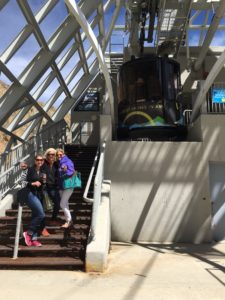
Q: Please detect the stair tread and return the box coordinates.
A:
[0,216,91,221]
[0,257,83,266]
[1,233,88,241]
[0,244,82,251]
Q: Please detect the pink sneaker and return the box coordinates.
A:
[23,231,32,247]
[31,240,42,247]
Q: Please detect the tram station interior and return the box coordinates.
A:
[0,0,225,273]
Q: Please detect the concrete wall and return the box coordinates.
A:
[105,114,225,243]
[86,181,111,272]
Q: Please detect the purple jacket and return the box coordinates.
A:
[58,155,75,187]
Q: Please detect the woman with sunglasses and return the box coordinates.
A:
[42,148,61,226]
[21,154,46,247]
[56,148,75,228]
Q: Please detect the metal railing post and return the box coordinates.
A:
[0,120,67,202]
[12,203,23,259]
[83,142,106,241]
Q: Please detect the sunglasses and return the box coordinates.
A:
[47,153,55,156]
[35,159,43,161]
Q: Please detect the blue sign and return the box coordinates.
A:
[212,88,225,103]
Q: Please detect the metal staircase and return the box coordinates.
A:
[105,53,124,75]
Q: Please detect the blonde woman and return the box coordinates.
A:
[56,148,75,228]
[42,148,61,227]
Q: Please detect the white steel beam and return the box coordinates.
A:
[0,126,24,142]
[172,0,193,58]
[113,24,225,31]
[65,0,115,128]
[191,49,225,122]
[53,61,99,122]
[165,0,220,11]
[32,71,55,100]
[190,10,201,23]
[13,113,42,131]
[0,0,102,127]
[7,105,33,132]
[53,0,122,123]
[0,16,86,125]
[199,10,210,46]
[105,0,123,51]
[35,0,59,24]
[21,116,42,140]
[1,0,58,63]
[18,0,72,99]
[97,2,105,49]
[0,61,52,126]
[194,0,225,71]
[75,31,89,74]
[191,24,225,30]
[0,25,33,63]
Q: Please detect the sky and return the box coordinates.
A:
[0,0,225,105]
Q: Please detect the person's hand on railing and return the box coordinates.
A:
[32,181,42,187]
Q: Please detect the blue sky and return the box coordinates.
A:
[0,1,225,104]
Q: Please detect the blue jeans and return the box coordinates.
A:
[26,192,45,240]
[46,186,60,220]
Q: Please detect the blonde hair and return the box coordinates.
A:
[44,148,56,158]
[56,148,64,155]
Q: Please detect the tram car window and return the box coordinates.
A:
[117,55,186,141]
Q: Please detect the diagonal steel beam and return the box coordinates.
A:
[53,61,99,122]
[65,0,123,125]
[35,0,59,24]
[0,126,24,143]
[194,0,225,71]
[65,0,115,127]
[1,0,58,63]
[191,49,225,122]
[21,116,43,140]
[7,104,33,132]
[0,25,33,63]
[97,2,106,49]
[0,1,101,128]
[75,31,89,74]
[0,61,52,125]
[17,0,72,99]
[13,113,42,131]
[53,0,122,123]
[199,10,210,46]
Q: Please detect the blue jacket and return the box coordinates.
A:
[58,155,75,189]
[59,155,75,176]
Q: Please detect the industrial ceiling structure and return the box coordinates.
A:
[0,0,225,152]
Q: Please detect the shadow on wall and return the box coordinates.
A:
[105,119,225,243]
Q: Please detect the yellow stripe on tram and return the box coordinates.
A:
[123,111,155,125]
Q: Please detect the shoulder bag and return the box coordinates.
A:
[63,172,82,189]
